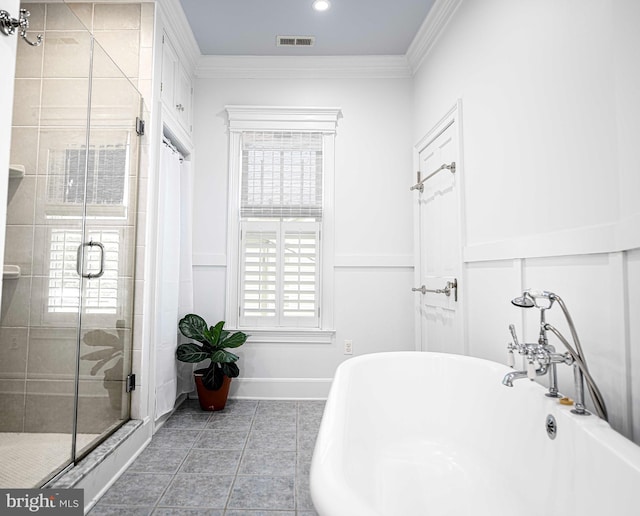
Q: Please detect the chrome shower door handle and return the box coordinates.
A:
[76,241,106,279]
[412,285,427,295]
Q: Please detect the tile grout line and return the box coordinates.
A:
[151,409,214,514]
[222,401,257,514]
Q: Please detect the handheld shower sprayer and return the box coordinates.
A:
[511,289,555,310]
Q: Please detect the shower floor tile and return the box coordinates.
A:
[90,400,323,515]
[0,432,98,488]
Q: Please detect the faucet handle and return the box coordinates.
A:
[507,348,515,367]
[526,360,537,380]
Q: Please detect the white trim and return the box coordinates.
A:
[406,0,464,73]
[196,55,412,79]
[463,215,640,263]
[225,129,243,328]
[226,106,342,132]
[230,377,332,399]
[192,254,414,269]
[240,328,335,345]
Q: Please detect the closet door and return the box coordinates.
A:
[414,109,464,354]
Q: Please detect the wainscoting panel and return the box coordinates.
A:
[464,259,521,364]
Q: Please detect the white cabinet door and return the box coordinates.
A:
[175,63,192,132]
[160,33,176,111]
[160,32,192,134]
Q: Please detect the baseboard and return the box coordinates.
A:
[229,378,332,399]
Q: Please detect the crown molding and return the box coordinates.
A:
[156,0,200,73]
[406,0,463,74]
[196,55,412,79]
[226,105,342,132]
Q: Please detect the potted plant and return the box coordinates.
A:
[176,314,248,411]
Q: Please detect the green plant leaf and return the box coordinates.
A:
[176,343,209,363]
[222,362,240,378]
[210,349,239,364]
[220,331,247,348]
[209,321,225,347]
[178,314,209,343]
[202,364,224,390]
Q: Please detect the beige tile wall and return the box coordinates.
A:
[1,2,153,434]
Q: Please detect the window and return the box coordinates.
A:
[226,106,341,336]
[239,132,322,327]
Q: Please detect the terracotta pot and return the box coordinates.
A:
[194,373,232,411]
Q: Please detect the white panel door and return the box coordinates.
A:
[415,113,464,354]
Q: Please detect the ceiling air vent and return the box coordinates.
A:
[277,36,315,47]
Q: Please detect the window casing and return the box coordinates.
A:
[225,106,341,337]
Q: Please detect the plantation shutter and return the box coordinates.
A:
[240,224,278,320]
[239,131,322,327]
[282,227,319,320]
[240,222,320,327]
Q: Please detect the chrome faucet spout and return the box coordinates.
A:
[502,370,529,387]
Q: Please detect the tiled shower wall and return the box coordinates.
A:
[1,2,153,434]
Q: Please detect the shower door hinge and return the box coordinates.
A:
[136,117,145,136]
[126,373,136,393]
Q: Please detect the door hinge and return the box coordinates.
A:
[160,81,163,93]
[136,117,145,136]
[126,373,136,393]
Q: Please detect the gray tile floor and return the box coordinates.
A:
[89,399,323,515]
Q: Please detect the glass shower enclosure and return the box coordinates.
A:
[1,2,141,488]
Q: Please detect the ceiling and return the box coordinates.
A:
[179,0,436,56]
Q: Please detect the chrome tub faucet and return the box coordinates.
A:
[503,289,608,421]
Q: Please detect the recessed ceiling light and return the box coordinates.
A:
[312,0,331,12]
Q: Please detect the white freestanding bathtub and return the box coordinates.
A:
[310,352,640,516]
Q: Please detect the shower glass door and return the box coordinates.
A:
[74,38,140,460]
[1,2,94,488]
[1,2,141,487]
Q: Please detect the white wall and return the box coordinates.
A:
[413,0,640,442]
[191,76,415,396]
